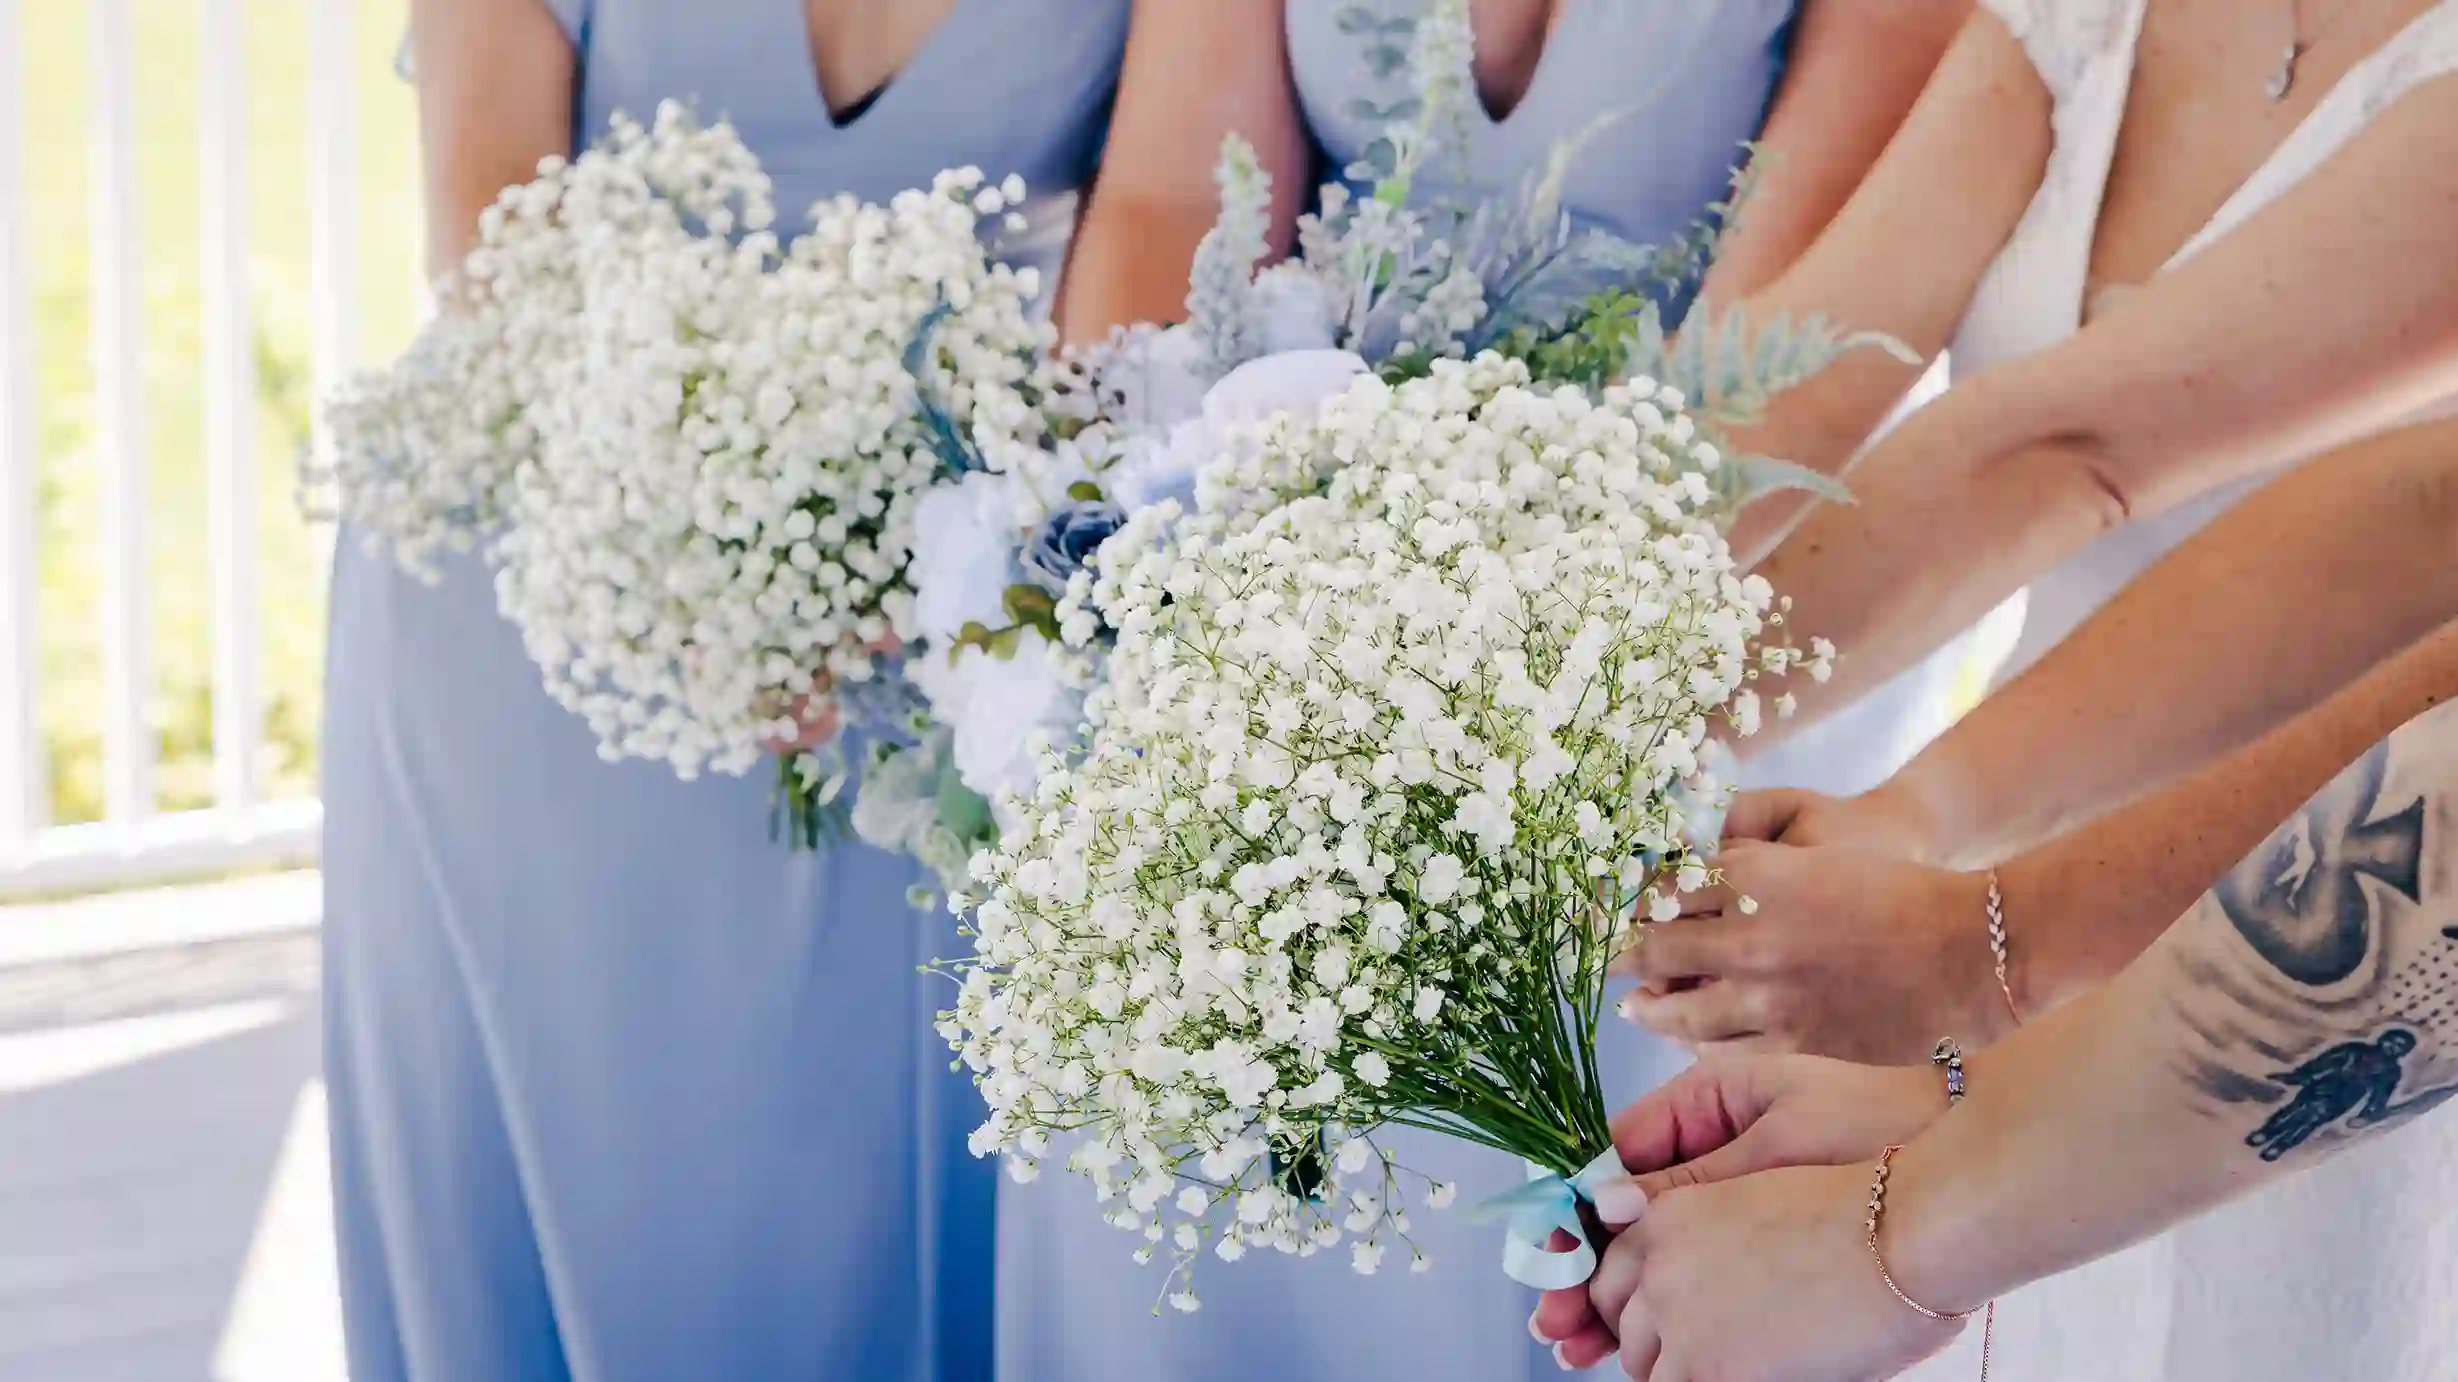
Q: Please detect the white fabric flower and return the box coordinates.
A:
[908,636,1082,813]
[910,470,1032,641]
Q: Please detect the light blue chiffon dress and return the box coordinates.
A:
[319,4,1127,1379]
[990,5,1971,1380]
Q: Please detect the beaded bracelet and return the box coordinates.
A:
[1985,870,2022,1027]
[1864,1042,1998,1380]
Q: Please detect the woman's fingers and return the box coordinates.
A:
[1696,1034,1788,1059]
[1615,1287,1664,1382]
[1531,1232,1603,1343]
[1586,1226,1649,1349]
[1620,980,1765,1046]
[1614,916,1755,987]
[1719,788,1813,844]
[1554,1324,1619,1372]
[763,693,844,753]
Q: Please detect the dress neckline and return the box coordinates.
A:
[787,0,974,134]
[2071,0,2454,316]
[1471,0,1569,127]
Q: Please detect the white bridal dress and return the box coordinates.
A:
[1902,3,2458,1379]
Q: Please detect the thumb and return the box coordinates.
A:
[1721,789,1810,844]
[1625,1124,1787,1205]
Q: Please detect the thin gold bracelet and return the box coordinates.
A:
[1985,870,2022,1027]
[1864,1043,1999,1381]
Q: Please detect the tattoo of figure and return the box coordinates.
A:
[2242,1029,2458,1159]
[2213,743,2426,987]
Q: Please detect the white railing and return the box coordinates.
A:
[0,0,369,899]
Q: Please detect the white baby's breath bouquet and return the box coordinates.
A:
[316,104,1055,844]
[895,0,1884,888]
[939,352,1832,1306]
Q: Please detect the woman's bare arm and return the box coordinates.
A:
[1542,686,2458,1378]
[1863,417,2458,866]
[1697,11,2049,518]
[1687,0,1973,305]
[1753,75,2458,737]
[1054,0,1311,344]
[408,0,576,280]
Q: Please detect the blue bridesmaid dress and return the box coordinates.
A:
[319,4,1127,1379]
[993,5,1874,1381]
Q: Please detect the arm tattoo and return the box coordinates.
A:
[2212,743,2423,985]
[2164,705,2458,1162]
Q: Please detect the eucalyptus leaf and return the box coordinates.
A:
[936,773,996,845]
[1722,454,1856,507]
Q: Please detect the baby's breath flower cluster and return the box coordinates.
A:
[941,354,1827,1306]
[319,104,1054,842]
[312,312,530,581]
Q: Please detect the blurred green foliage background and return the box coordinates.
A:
[18,0,421,823]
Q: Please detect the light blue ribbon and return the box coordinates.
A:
[1465,1149,1628,1290]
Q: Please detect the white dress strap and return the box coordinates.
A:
[2175,2,2458,264]
[1974,0,2138,101]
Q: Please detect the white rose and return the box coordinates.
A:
[1200,347,1368,430]
[907,635,1081,812]
[909,470,1029,641]
[1102,347,1369,514]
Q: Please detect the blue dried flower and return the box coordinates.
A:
[1021,498,1128,595]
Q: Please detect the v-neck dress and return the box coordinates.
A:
[1893,5,2458,1381]
[990,6,1870,1381]
[318,3,1127,1380]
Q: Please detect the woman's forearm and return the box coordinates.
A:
[1705,13,2047,491]
[1053,0,1309,344]
[409,0,576,280]
[1998,617,2458,1015]
[1750,81,2458,734]
[1883,692,2458,1312]
[1868,418,2458,865]
[1685,0,1969,307]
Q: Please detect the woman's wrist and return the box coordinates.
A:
[1930,867,2025,1045]
[1856,762,1966,867]
[1872,1045,2040,1317]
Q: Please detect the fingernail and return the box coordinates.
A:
[1528,1313,1550,1344]
[1552,1341,1577,1372]
[1615,993,1638,1022]
[1590,1177,1648,1226]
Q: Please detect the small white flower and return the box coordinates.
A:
[1418,854,1467,904]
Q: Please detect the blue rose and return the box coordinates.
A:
[1021,498,1128,595]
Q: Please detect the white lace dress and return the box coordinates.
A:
[1901,4,2458,1379]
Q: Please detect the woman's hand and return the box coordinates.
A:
[1719,785,1946,863]
[1617,842,2011,1063]
[1531,1054,1945,1368]
[761,631,904,755]
[764,696,846,754]
[1592,1164,1964,1381]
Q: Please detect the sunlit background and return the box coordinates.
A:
[3,2,422,1376]
[16,0,418,826]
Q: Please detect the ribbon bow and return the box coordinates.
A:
[1465,1149,1628,1290]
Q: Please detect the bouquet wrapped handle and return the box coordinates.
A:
[1467,1149,1629,1290]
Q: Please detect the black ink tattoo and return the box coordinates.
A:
[2213,743,2425,988]
[2246,1029,2425,1160]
